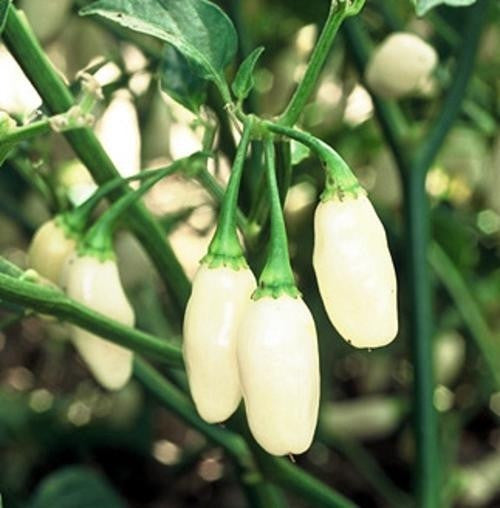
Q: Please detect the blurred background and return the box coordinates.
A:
[0,0,499,506]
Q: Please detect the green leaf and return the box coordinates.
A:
[160,44,207,113]
[231,46,264,101]
[0,0,11,35]
[412,0,477,16]
[30,467,126,508]
[80,0,237,99]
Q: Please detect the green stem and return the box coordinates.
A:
[429,242,500,389]
[134,359,285,508]
[402,5,488,507]
[322,434,412,508]
[204,118,253,268]
[0,251,355,507]
[343,4,487,506]
[194,168,249,234]
[80,155,200,258]
[279,0,365,126]
[0,118,51,150]
[257,450,358,508]
[401,167,438,508]
[263,122,361,198]
[62,163,194,233]
[0,271,183,365]
[134,358,356,508]
[411,0,488,175]
[254,137,298,298]
[2,4,191,310]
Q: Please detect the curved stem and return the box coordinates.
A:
[204,117,253,267]
[263,122,361,197]
[279,0,365,127]
[0,271,183,365]
[81,156,200,258]
[63,163,192,233]
[255,137,297,298]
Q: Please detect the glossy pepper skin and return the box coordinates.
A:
[313,194,398,348]
[28,219,77,284]
[64,254,134,390]
[237,295,320,456]
[183,264,256,423]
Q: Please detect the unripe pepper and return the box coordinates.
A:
[64,253,134,390]
[236,138,320,456]
[237,294,319,455]
[365,32,437,99]
[183,119,255,423]
[313,194,398,348]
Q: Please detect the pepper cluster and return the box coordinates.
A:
[183,120,398,456]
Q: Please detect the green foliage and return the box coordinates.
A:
[159,44,207,114]
[0,0,11,35]
[412,0,478,16]
[231,46,264,102]
[29,467,126,508]
[80,0,237,98]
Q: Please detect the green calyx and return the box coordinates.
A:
[253,285,300,299]
[55,213,84,239]
[76,222,116,261]
[319,152,365,202]
[201,251,248,270]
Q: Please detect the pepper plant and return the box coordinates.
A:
[0,0,498,507]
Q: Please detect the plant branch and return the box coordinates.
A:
[1,5,191,310]
[0,270,183,366]
[194,168,249,234]
[279,0,365,127]
[411,0,488,175]
[134,358,357,508]
[429,241,500,388]
[402,5,488,507]
[0,118,51,150]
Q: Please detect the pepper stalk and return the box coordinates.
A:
[253,137,299,299]
[79,154,204,259]
[202,117,254,269]
[263,122,363,200]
